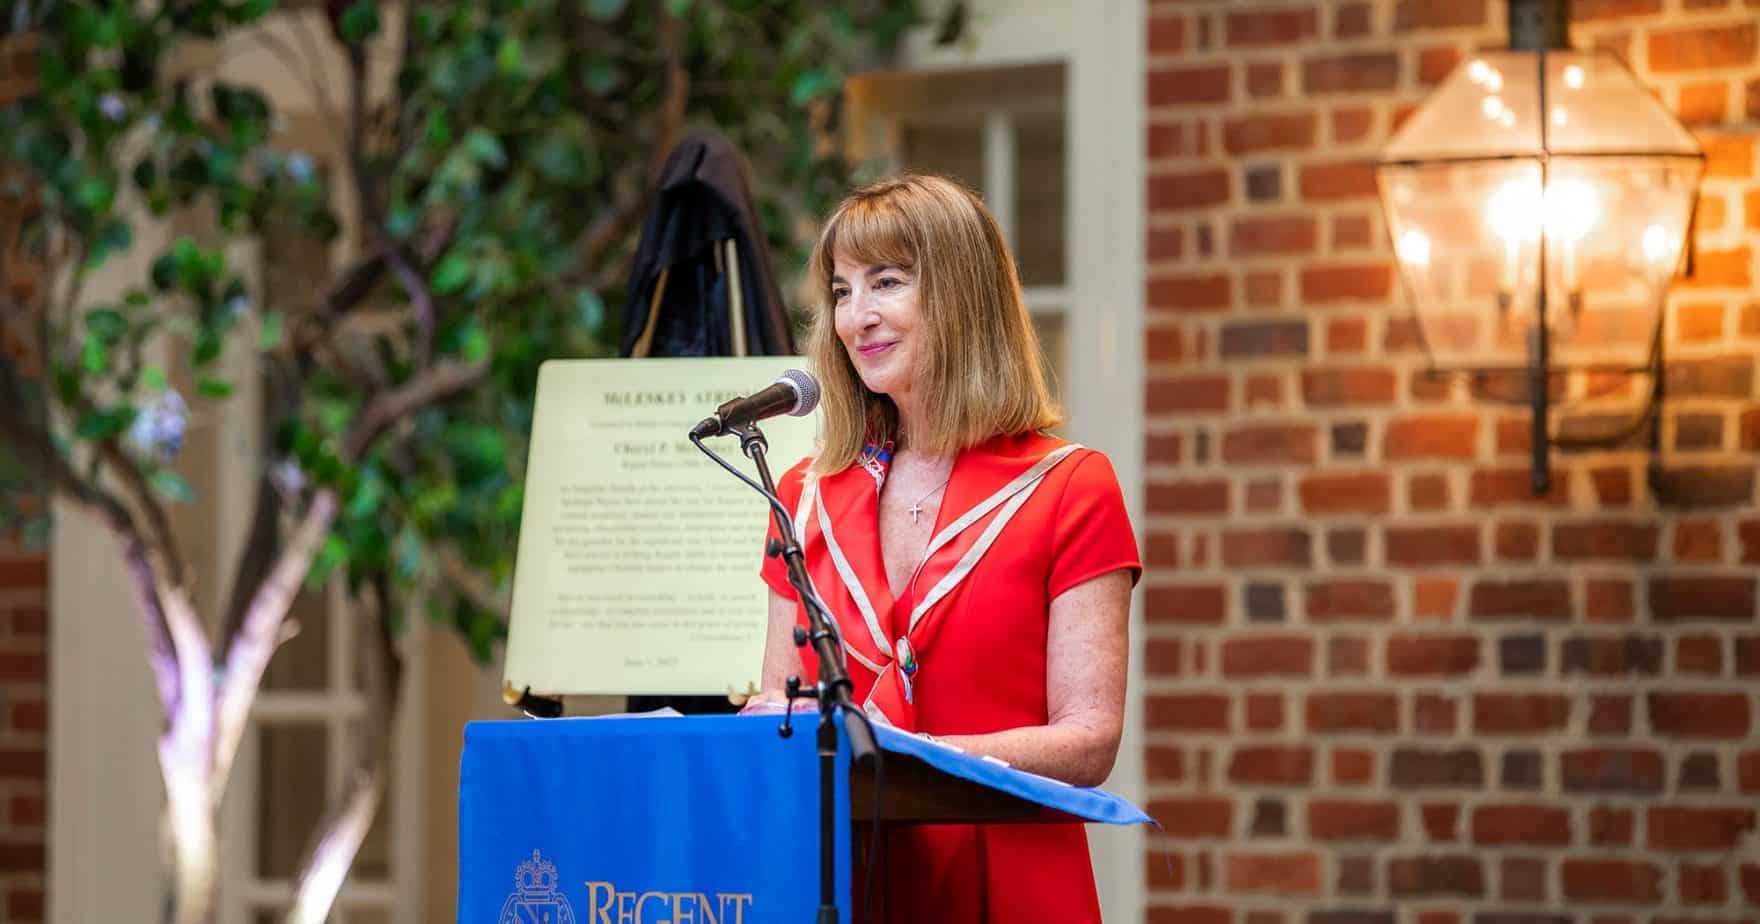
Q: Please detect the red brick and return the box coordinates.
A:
[1574,0,1662,18]
[0,557,47,587]
[1743,863,1760,903]
[1332,214,1372,249]
[1149,65,1232,106]
[1332,107,1373,143]
[1501,857,1548,902]
[1224,113,1317,155]
[1147,584,1227,625]
[7,889,43,919]
[1222,637,1313,677]
[1298,474,1390,515]
[1147,228,1184,262]
[1413,577,1458,621]
[1408,473,1450,511]
[1150,170,1232,211]
[1649,691,1751,738]
[1384,416,1477,460]
[1418,46,1460,84]
[1473,693,1570,734]
[1420,802,1459,841]
[1145,849,1185,889]
[1222,528,1311,567]
[1649,576,1756,622]
[0,748,44,780]
[1649,23,1758,73]
[1148,13,1186,54]
[1226,8,1319,46]
[1299,161,1377,201]
[1472,804,1572,846]
[1228,745,1315,785]
[1147,374,1229,413]
[1393,0,1486,30]
[1414,693,1457,734]
[1309,800,1400,841]
[1589,806,1635,845]
[1679,864,1727,905]
[8,793,43,827]
[1231,215,1317,255]
[1470,579,1572,622]
[1743,636,1760,674]
[1244,475,1282,508]
[1148,273,1230,315]
[1300,265,1391,302]
[1304,53,1399,93]
[1307,692,1398,733]
[1386,525,1480,566]
[1246,693,1284,731]
[1147,907,1230,924]
[1328,636,1368,675]
[1326,318,1367,354]
[1145,638,1182,676]
[1495,522,1539,560]
[1306,579,1395,621]
[1146,746,1186,783]
[1469,468,1569,507]
[1149,797,1235,838]
[1247,62,1284,98]
[1244,271,1283,307]
[1227,852,1322,896]
[1562,859,1662,904]
[1148,479,1230,515]
[1332,749,1374,784]
[1677,635,1724,674]
[1386,635,1478,676]
[1586,579,1635,623]
[1648,806,1756,850]
[1588,695,1631,734]
[1673,520,1724,562]
[1388,855,1485,898]
[1148,693,1231,732]
[1553,522,1659,561]
[1302,368,1396,406]
[1682,244,1752,284]
[1147,122,1188,159]
[1563,748,1665,793]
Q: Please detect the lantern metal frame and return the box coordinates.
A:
[1375,0,1705,495]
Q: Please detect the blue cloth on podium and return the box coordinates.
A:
[457,713,1152,924]
[459,713,850,924]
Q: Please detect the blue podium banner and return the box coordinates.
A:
[458,714,1152,924]
[460,715,849,924]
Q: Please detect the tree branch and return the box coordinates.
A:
[210,487,338,793]
[341,358,488,461]
[97,440,189,588]
[436,542,510,617]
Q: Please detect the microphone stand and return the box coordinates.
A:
[696,423,877,924]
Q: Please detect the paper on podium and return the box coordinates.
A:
[503,357,819,697]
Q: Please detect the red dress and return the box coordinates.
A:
[760,431,1141,924]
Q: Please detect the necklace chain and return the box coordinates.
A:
[902,476,951,524]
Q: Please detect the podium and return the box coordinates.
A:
[457,714,1149,924]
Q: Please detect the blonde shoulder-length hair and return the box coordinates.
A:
[805,174,1062,474]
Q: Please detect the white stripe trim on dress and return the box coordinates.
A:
[813,483,896,662]
[789,473,885,674]
[908,446,1082,631]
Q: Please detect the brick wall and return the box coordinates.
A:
[1142,2,1759,924]
[0,544,44,923]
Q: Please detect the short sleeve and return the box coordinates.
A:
[1047,450,1142,599]
[759,456,815,602]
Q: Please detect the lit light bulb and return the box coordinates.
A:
[1642,223,1675,264]
[1468,60,1490,84]
[1486,179,1541,295]
[1482,96,1504,120]
[1563,64,1584,89]
[1545,179,1599,243]
[1397,229,1432,267]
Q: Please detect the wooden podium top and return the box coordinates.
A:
[848,748,1085,825]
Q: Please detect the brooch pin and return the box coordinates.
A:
[896,636,917,704]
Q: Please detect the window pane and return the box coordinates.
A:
[257,722,328,879]
[341,907,390,924]
[900,121,985,194]
[265,585,330,690]
[351,725,393,880]
[1031,313,1067,407]
[1014,113,1067,288]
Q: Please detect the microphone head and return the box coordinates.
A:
[776,369,820,417]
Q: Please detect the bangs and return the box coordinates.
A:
[816,195,919,288]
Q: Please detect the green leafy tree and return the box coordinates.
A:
[0,1,924,921]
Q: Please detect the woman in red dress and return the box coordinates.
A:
[751,174,1140,923]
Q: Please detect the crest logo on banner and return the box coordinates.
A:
[499,850,576,924]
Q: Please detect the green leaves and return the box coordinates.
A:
[587,0,630,20]
[338,1,381,44]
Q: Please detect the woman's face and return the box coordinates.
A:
[831,253,921,404]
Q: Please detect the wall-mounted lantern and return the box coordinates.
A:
[1376,0,1703,494]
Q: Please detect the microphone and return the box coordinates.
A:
[689,369,820,439]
